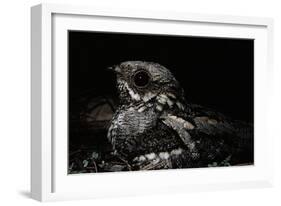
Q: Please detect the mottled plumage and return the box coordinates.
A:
[107,61,253,170]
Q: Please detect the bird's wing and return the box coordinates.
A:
[160,104,253,165]
[189,105,254,164]
[188,103,252,141]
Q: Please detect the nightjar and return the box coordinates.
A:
[107,61,253,170]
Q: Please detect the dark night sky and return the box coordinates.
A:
[68,31,254,123]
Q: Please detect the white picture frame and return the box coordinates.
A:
[31,3,274,202]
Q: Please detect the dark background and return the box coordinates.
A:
[68,31,254,123]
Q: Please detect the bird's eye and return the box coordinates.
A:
[133,70,150,88]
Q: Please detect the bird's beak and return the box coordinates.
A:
[107,65,121,74]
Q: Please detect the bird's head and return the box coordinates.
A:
[109,61,187,111]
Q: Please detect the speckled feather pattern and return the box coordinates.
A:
[107,61,253,169]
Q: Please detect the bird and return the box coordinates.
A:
[107,61,253,170]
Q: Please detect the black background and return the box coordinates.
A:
[69,31,254,123]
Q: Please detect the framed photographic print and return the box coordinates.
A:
[31,3,274,201]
